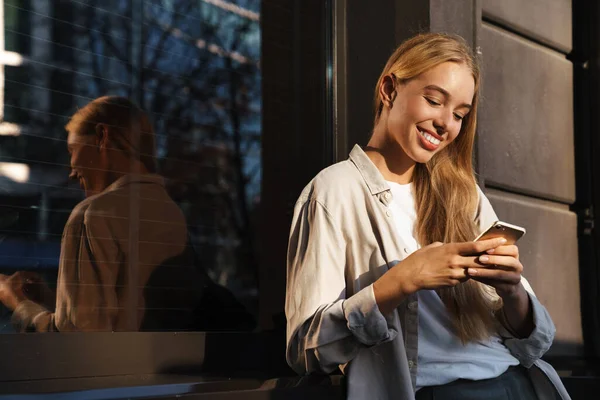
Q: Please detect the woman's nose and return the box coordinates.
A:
[433,120,446,135]
[433,110,452,134]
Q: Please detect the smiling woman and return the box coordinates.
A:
[284,33,569,400]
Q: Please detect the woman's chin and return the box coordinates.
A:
[410,149,436,164]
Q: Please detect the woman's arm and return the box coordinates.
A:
[286,198,397,374]
[286,195,501,374]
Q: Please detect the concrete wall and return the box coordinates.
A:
[479,0,582,354]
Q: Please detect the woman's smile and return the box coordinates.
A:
[417,126,442,151]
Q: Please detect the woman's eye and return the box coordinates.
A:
[453,113,464,121]
[425,97,440,106]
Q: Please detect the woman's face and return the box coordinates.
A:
[382,61,475,164]
[67,128,109,198]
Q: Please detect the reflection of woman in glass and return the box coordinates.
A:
[285,33,569,400]
[0,96,202,332]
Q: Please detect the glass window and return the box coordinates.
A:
[0,0,261,332]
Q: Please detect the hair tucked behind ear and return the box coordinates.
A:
[65,96,156,173]
[374,33,501,343]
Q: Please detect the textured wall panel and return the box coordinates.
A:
[430,0,475,48]
[485,189,583,352]
[480,24,575,203]
[482,0,572,52]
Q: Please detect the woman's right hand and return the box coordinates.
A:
[373,237,506,315]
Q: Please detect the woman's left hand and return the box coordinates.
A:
[467,244,523,298]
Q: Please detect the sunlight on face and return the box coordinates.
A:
[66,130,99,197]
[386,61,475,164]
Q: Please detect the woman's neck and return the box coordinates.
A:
[365,132,416,185]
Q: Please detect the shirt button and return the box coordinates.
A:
[408,302,417,312]
[384,192,391,200]
[408,360,415,369]
[386,210,391,217]
[403,248,409,254]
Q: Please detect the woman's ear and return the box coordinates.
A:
[379,74,397,109]
[94,123,109,150]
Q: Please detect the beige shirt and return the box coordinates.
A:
[286,145,570,400]
[13,174,203,332]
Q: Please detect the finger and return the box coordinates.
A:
[473,263,513,271]
[486,245,519,258]
[468,277,510,289]
[450,266,469,281]
[466,267,521,284]
[478,255,522,272]
[456,255,487,269]
[457,238,507,255]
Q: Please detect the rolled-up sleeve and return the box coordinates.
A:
[502,287,556,368]
[285,197,396,375]
[12,300,57,332]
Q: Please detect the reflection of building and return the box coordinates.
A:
[0,0,83,285]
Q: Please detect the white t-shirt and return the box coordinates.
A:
[385,181,519,390]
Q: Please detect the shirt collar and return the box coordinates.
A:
[348,144,390,196]
[104,173,165,193]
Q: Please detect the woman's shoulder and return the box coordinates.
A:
[298,159,367,205]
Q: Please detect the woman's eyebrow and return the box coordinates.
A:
[424,84,472,109]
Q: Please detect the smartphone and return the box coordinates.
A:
[474,220,526,245]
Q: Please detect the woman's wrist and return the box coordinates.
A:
[496,282,527,302]
[373,267,416,315]
[498,283,534,337]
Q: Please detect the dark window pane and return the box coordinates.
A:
[0,0,261,333]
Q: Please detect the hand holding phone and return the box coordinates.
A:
[469,220,527,303]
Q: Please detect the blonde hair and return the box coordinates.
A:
[66,96,157,173]
[374,33,501,343]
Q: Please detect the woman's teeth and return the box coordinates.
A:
[420,130,440,145]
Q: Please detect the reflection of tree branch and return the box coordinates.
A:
[78,1,106,95]
[89,0,132,75]
[246,163,260,184]
[84,1,132,78]
[146,2,193,73]
[79,1,129,93]
[101,34,133,76]
[241,131,260,155]
[90,31,107,94]
[222,18,258,280]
